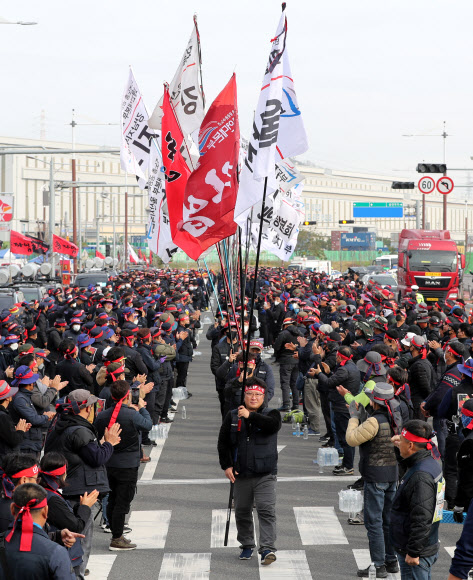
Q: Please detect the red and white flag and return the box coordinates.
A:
[177,74,239,260]
[161,86,194,257]
[96,250,105,259]
[128,243,139,264]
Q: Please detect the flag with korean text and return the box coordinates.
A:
[10,231,49,256]
[149,17,204,138]
[177,74,239,261]
[234,4,308,225]
[260,193,304,260]
[52,234,79,258]
[120,68,155,185]
[161,86,195,257]
[146,144,179,264]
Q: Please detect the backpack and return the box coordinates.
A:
[282,409,305,424]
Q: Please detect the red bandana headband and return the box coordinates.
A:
[244,386,265,395]
[108,365,125,381]
[401,428,435,453]
[108,389,130,429]
[462,406,473,418]
[0,381,12,398]
[12,464,39,479]
[39,464,66,477]
[338,352,353,366]
[6,496,48,551]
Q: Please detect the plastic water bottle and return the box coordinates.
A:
[303,425,309,440]
[291,415,296,430]
[296,423,301,437]
[368,563,376,579]
[182,406,187,419]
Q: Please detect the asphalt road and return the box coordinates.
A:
[85,320,464,580]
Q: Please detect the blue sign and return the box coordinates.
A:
[353,202,403,218]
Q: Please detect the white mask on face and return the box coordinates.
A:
[10,343,18,351]
[244,325,249,333]
[71,303,77,308]
[72,325,80,332]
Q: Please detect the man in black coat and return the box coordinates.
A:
[273,319,302,411]
[390,420,443,578]
[312,345,360,475]
[211,330,239,417]
[0,380,29,462]
[407,335,436,420]
[218,380,281,565]
[95,380,152,551]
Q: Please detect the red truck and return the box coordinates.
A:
[397,229,465,303]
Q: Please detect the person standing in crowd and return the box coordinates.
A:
[0,380,30,462]
[218,381,281,565]
[274,318,302,412]
[390,420,443,579]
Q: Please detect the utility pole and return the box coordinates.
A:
[416,200,421,229]
[49,157,55,243]
[71,110,78,272]
[112,199,116,260]
[96,199,100,257]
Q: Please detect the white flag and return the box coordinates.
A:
[260,194,304,261]
[234,5,308,224]
[148,19,204,138]
[146,144,179,264]
[127,243,140,264]
[120,68,155,184]
[275,159,304,194]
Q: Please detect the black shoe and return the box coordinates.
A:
[385,560,399,574]
[142,439,157,446]
[160,417,174,423]
[277,406,290,412]
[319,435,330,442]
[347,477,364,490]
[357,564,387,578]
[322,441,334,448]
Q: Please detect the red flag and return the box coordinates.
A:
[138,248,144,260]
[10,231,49,255]
[161,86,195,258]
[96,250,105,259]
[52,234,78,258]
[177,74,239,260]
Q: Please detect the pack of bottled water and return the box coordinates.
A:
[315,447,340,473]
[172,387,188,400]
[338,489,363,515]
[150,424,169,440]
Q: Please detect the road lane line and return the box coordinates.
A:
[294,506,348,545]
[127,510,172,549]
[158,552,211,579]
[259,550,311,579]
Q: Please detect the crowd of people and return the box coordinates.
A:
[0,269,210,578]
[213,268,473,579]
[1,264,473,578]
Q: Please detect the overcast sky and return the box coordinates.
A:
[3,0,473,191]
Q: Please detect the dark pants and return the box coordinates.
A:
[333,411,355,469]
[319,391,333,441]
[363,481,397,567]
[176,361,189,388]
[106,466,139,539]
[217,389,225,418]
[445,432,461,508]
[142,391,156,441]
[279,363,299,409]
[433,416,447,459]
[159,377,174,419]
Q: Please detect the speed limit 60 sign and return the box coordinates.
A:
[418,176,435,194]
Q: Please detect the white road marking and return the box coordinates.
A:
[353,549,400,580]
[277,445,286,454]
[210,509,240,548]
[87,555,116,579]
[444,546,455,558]
[127,510,172,549]
[259,550,312,579]
[158,552,211,579]
[294,506,348,545]
[139,475,358,486]
[140,423,171,481]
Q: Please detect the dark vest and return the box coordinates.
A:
[44,488,83,567]
[390,455,442,554]
[359,412,398,483]
[229,407,278,476]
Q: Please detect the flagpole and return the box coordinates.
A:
[124,171,128,270]
[193,14,205,109]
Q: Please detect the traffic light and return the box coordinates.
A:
[339,220,354,224]
[416,163,447,173]
[392,182,415,189]
[302,221,317,225]
[105,244,111,257]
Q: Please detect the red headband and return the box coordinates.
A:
[462,406,473,418]
[401,428,432,447]
[12,464,39,479]
[39,464,66,477]
[244,386,265,394]
[108,365,125,381]
[140,331,151,341]
[446,344,462,357]
[0,381,12,398]
[108,389,130,429]
[338,352,353,366]
[104,356,125,367]
[6,497,48,551]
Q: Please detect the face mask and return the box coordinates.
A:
[72,325,80,332]
[105,306,112,312]
[274,300,280,305]
[244,325,249,333]
[10,343,18,351]
[71,303,77,308]
[38,363,44,370]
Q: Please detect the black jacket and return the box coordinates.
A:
[423,362,462,416]
[455,429,473,511]
[121,345,147,383]
[46,328,63,362]
[390,450,442,558]
[44,413,112,496]
[0,404,25,461]
[317,360,360,413]
[10,388,50,453]
[211,340,234,390]
[218,405,281,476]
[407,355,436,405]
[273,325,302,364]
[55,358,93,397]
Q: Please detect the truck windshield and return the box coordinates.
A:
[408,250,457,272]
[376,258,397,268]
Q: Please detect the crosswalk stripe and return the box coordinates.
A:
[277,445,286,454]
[87,555,117,579]
[444,546,455,558]
[140,423,172,481]
[294,506,348,545]
[352,549,401,579]
[211,509,241,548]
[139,475,358,486]
[127,510,172,549]
[158,553,212,579]
[259,550,311,579]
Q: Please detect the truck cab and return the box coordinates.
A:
[397,229,464,303]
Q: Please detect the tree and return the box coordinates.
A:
[295,230,329,258]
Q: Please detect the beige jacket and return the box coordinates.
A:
[346,417,379,447]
